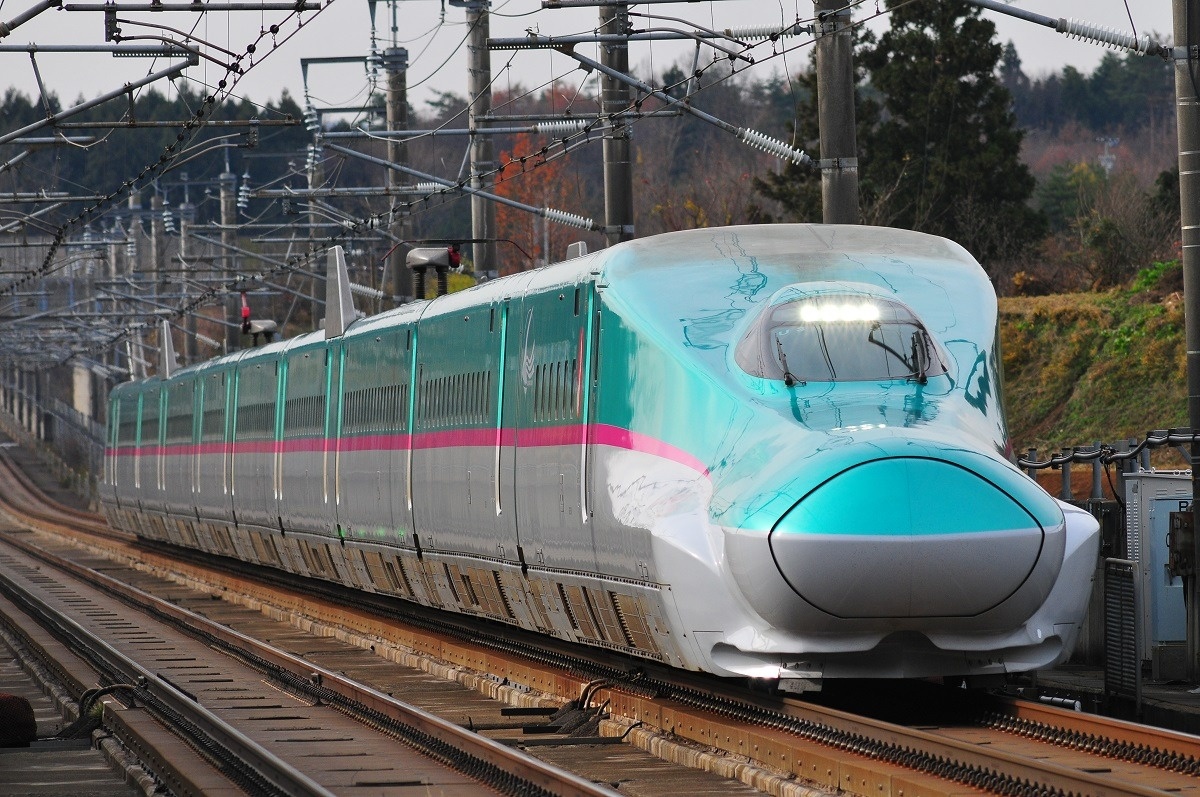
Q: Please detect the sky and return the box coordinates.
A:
[0,0,1177,123]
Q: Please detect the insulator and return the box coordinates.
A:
[414,182,445,193]
[723,22,807,41]
[349,282,385,300]
[543,207,594,230]
[304,104,321,132]
[739,128,812,166]
[534,119,588,136]
[1057,18,1151,55]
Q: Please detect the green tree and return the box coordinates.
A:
[757,1,1042,262]
[1035,162,1106,233]
[857,0,1043,261]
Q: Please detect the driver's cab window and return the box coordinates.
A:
[736,295,945,384]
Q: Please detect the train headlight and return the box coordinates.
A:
[797,301,881,324]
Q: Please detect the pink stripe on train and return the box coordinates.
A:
[106,422,709,477]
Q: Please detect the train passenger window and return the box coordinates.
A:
[166,382,194,444]
[118,397,139,446]
[735,295,946,384]
[143,389,161,446]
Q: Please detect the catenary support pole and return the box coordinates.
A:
[219,163,237,353]
[1172,0,1200,681]
[814,0,858,223]
[178,203,198,364]
[600,2,634,246]
[384,46,412,302]
[466,1,497,277]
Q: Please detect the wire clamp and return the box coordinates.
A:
[818,157,858,173]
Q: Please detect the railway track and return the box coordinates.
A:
[0,449,1197,797]
[0,459,619,796]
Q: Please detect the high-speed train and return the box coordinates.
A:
[101,224,1099,690]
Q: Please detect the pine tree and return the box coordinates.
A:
[859,0,1042,260]
[758,0,1043,262]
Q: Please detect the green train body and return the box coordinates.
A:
[102,225,1099,685]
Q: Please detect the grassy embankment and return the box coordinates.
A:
[999,260,1187,459]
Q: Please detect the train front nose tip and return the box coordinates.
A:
[769,457,1054,619]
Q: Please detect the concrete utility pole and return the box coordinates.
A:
[219,162,238,353]
[814,0,858,223]
[150,193,164,285]
[465,0,497,278]
[1173,0,1200,682]
[178,185,198,364]
[383,45,412,302]
[600,3,634,246]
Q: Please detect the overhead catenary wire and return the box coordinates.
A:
[0,0,936,369]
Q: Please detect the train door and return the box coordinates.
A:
[278,345,334,537]
[231,357,279,532]
[113,390,139,507]
[132,392,143,494]
[140,384,162,515]
[582,289,658,580]
[193,367,231,525]
[162,377,196,519]
[411,305,511,560]
[509,282,595,573]
[335,334,402,543]
[496,270,541,565]
[102,394,118,506]
[327,343,344,537]
[388,326,417,550]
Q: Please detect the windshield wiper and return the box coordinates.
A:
[775,334,805,387]
[909,330,929,385]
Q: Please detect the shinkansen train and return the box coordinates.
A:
[101,224,1100,689]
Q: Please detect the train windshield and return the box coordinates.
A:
[736,296,946,384]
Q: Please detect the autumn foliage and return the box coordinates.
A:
[494,132,594,275]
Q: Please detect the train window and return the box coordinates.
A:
[166,381,195,444]
[143,389,161,446]
[201,374,226,442]
[117,397,139,447]
[285,348,329,438]
[237,367,277,441]
[735,296,946,384]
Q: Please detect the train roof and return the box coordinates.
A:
[587,224,992,351]
[114,225,987,388]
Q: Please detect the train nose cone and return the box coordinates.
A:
[769,456,1058,619]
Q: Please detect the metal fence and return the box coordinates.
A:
[0,378,102,507]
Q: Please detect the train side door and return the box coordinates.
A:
[495,298,521,560]
[510,284,595,573]
[278,346,332,536]
[193,369,228,523]
[389,326,417,550]
[224,367,236,523]
[495,272,540,562]
[410,307,510,560]
[326,343,344,537]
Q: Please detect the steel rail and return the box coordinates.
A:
[983,698,1200,774]
[767,696,1173,797]
[0,541,339,797]
[0,450,1184,797]
[0,464,619,797]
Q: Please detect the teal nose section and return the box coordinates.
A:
[769,456,1059,618]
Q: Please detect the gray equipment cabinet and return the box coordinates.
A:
[1122,471,1189,679]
